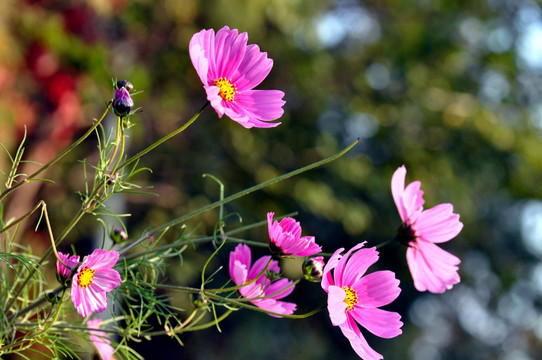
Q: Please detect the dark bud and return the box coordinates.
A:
[106,172,120,186]
[110,227,128,243]
[112,87,134,117]
[303,256,325,282]
[46,292,62,304]
[116,80,134,92]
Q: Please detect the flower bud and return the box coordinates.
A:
[112,87,134,117]
[110,227,128,243]
[56,251,80,283]
[303,256,325,282]
[190,293,208,308]
[46,292,62,304]
[116,80,134,92]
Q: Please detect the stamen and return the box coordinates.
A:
[343,286,358,311]
[78,267,96,288]
[213,77,237,101]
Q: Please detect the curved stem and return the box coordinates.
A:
[0,102,112,203]
[115,101,208,173]
[0,200,44,235]
[3,289,67,353]
[6,285,63,322]
[117,139,359,257]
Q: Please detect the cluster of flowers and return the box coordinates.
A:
[56,26,462,360]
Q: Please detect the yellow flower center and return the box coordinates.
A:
[78,267,95,288]
[213,77,237,101]
[343,286,358,311]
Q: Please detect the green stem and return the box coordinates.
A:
[3,289,67,353]
[0,102,111,203]
[115,101,208,173]
[375,237,398,249]
[117,139,359,256]
[4,208,85,315]
[0,200,44,235]
[6,285,63,322]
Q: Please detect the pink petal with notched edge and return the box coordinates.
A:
[391,165,425,222]
[233,44,273,90]
[253,297,296,317]
[91,269,121,292]
[265,278,295,299]
[88,319,116,360]
[327,285,348,326]
[83,249,119,270]
[333,242,367,287]
[321,247,344,292]
[188,29,212,84]
[341,246,379,287]
[291,237,322,256]
[351,307,403,339]
[406,240,460,293]
[234,90,285,120]
[231,260,248,286]
[353,270,401,308]
[57,252,79,278]
[247,255,276,282]
[415,204,464,243]
[339,317,384,360]
[229,243,251,284]
[213,27,247,79]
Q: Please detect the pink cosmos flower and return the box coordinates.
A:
[56,251,80,279]
[322,243,403,360]
[391,165,463,293]
[71,249,121,317]
[267,212,322,257]
[87,319,116,360]
[229,244,296,317]
[189,26,286,128]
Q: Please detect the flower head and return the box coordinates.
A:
[229,244,296,317]
[71,249,121,317]
[112,87,133,117]
[391,165,463,293]
[267,212,321,257]
[56,251,80,279]
[87,319,116,360]
[189,26,286,128]
[322,243,403,360]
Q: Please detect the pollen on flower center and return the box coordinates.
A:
[343,286,358,311]
[213,77,237,101]
[78,267,96,288]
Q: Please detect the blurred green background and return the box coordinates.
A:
[2,0,542,359]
